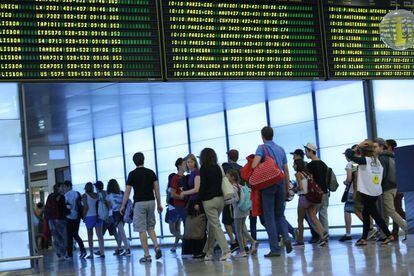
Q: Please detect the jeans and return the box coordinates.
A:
[202,196,230,255]
[249,215,265,241]
[66,218,85,256]
[261,183,290,254]
[361,193,391,240]
[49,219,67,257]
[317,193,329,235]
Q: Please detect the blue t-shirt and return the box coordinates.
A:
[255,141,288,179]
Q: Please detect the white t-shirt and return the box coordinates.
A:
[345,162,358,194]
[65,190,80,220]
[357,157,383,197]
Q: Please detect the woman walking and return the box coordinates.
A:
[198,148,231,261]
[345,140,394,246]
[82,182,105,258]
[106,179,131,256]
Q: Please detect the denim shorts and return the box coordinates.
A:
[344,193,355,213]
[84,215,103,229]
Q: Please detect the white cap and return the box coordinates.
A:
[304,142,318,152]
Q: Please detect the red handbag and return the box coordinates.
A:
[249,145,285,190]
[241,154,255,182]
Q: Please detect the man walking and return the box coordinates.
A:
[121,152,163,263]
[305,143,330,240]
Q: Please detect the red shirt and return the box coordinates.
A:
[170,174,186,208]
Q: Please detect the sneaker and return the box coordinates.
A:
[285,240,292,254]
[318,240,326,247]
[155,247,162,259]
[250,241,258,255]
[139,255,152,263]
[85,254,94,259]
[80,251,87,259]
[308,236,319,244]
[204,254,213,261]
[113,249,121,256]
[264,252,281,258]
[339,235,352,242]
[120,249,131,257]
[323,233,329,241]
[294,228,299,242]
[219,252,231,261]
[367,228,378,240]
[230,243,240,253]
[234,252,247,258]
[293,241,304,247]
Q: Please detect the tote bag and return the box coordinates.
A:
[220,166,237,205]
[249,145,285,190]
[183,214,206,240]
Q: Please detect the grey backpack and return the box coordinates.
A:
[326,167,339,192]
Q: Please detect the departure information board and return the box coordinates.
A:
[324,0,414,78]
[162,0,325,79]
[0,0,162,80]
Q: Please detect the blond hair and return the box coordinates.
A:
[185,153,199,169]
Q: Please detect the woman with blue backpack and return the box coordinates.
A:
[227,169,258,258]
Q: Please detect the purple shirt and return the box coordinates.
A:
[186,169,200,201]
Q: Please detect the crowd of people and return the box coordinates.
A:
[38,126,407,262]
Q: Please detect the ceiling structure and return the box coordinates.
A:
[23,80,355,147]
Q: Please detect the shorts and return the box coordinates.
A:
[298,195,312,209]
[133,200,156,233]
[222,204,234,226]
[84,215,103,229]
[344,193,355,213]
[166,208,179,224]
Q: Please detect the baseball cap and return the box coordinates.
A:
[290,149,305,157]
[227,149,239,162]
[304,142,318,152]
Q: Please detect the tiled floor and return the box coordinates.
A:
[18,238,414,275]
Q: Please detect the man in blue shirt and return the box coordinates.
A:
[251,126,292,257]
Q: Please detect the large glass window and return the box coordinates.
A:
[373,80,414,146]
[0,84,30,272]
[123,127,156,174]
[69,140,96,191]
[189,112,227,164]
[315,81,367,228]
[227,103,267,165]
[95,134,125,187]
[269,91,316,225]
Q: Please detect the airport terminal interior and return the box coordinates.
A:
[1,0,414,275]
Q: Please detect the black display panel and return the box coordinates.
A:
[0,0,162,80]
[162,0,325,79]
[324,0,414,78]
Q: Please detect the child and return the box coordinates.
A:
[293,159,326,247]
[226,169,258,258]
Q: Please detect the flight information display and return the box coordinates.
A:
[162,0,325,79]
[0,0,162,80]
[324,0,414,78]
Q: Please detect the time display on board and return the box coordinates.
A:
[324,0,414,78]
[162,0,325,79]
[0,0,162,80]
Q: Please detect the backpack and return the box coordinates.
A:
[326,167,339,192]
[237,185,252,212]
[97,191,109,221]
[304,172,324,204]
[387,157,397,186]
[123,199,134,224]
[75,192,83,219]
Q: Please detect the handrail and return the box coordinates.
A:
[0,255,43,263]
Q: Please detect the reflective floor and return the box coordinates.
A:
[21,238,414,275]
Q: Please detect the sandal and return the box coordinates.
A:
[355,239,367,246]
[382,235,394,245]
